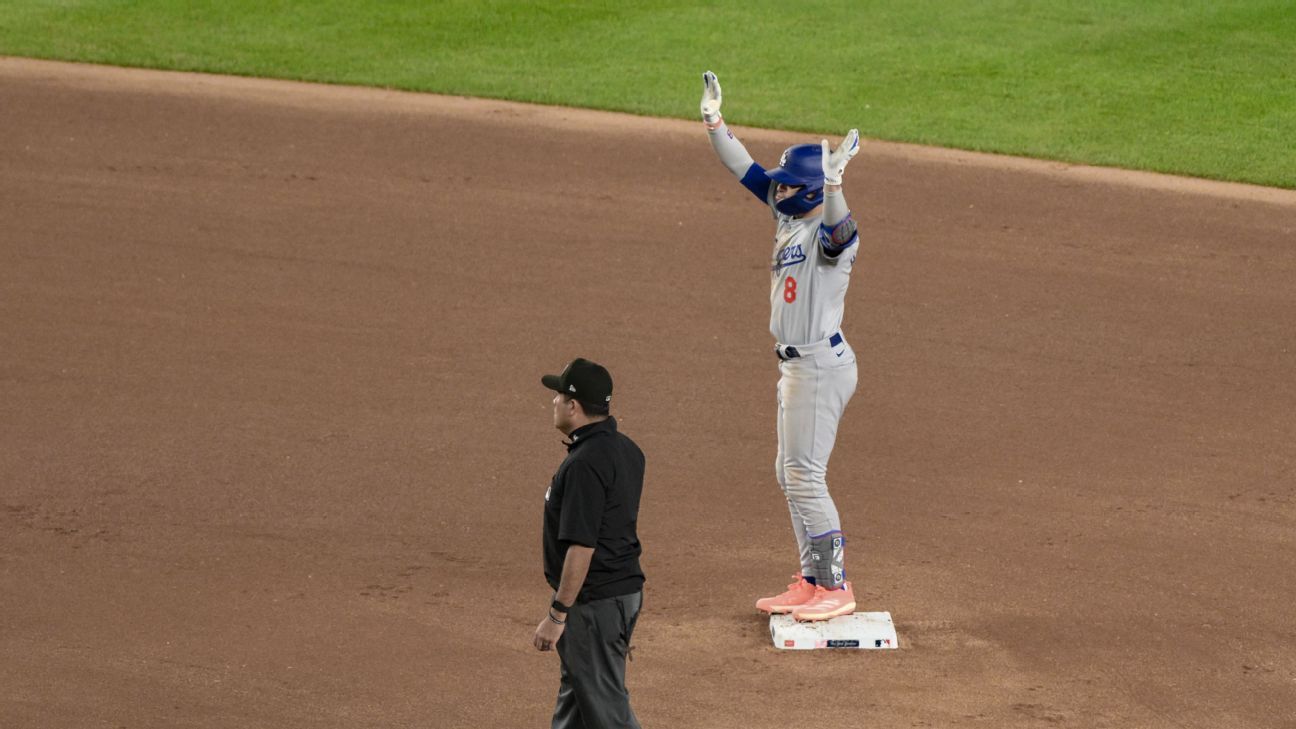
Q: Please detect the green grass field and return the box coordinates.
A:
[2,1,1293,187]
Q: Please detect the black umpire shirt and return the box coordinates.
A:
[543,417,645,602]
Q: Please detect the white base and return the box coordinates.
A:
[769,612,898,650]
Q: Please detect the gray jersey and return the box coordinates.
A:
[767,195,857,346]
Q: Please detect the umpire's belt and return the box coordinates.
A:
[775,332,844,361]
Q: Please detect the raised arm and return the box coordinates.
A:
[701,71,771,202]
[820,130,862,254]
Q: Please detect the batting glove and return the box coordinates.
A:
[821,129,861,186]
[700,70,722,124]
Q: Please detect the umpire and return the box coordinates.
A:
[532,357,646,729]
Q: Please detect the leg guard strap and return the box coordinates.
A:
[809,530,846,589]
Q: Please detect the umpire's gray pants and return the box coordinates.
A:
[552,591,642,729]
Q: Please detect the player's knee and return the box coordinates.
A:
[782,459,824,483]
[781,466,827,500]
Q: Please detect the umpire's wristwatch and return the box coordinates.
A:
[551,598,572,613]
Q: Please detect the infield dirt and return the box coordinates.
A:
[2,58,1295,728]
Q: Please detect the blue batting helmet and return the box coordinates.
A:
[766,143,824,216]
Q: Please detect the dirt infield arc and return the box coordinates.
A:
[2,58,1295,728]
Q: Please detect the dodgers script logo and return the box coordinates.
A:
[772,243,806,271]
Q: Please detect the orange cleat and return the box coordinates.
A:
[791,581,856,622]
[756,574,817,614]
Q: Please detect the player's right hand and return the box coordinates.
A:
[701,70,722,123]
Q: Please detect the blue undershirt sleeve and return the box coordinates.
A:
[739,163,773,204]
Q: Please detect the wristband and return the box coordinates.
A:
[551,598,572,613]
[547,610,566,625]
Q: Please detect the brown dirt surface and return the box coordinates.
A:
[3,57,1295,729]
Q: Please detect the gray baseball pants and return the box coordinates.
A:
[552,591,642,729]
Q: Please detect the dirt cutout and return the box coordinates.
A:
[2,58,1295,728]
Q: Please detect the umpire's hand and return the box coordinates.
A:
[533,612,566,651]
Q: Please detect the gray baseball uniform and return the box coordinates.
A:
[707,120,860,589]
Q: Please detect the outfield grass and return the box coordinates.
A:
[2,1,1293,187]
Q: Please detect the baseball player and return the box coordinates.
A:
[700,70,862,621]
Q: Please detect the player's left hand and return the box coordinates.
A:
[821,129,861,186]
[533,613,565,651]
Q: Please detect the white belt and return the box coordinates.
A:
[775,332,845,360]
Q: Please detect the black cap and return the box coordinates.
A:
[541,358,613,406]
